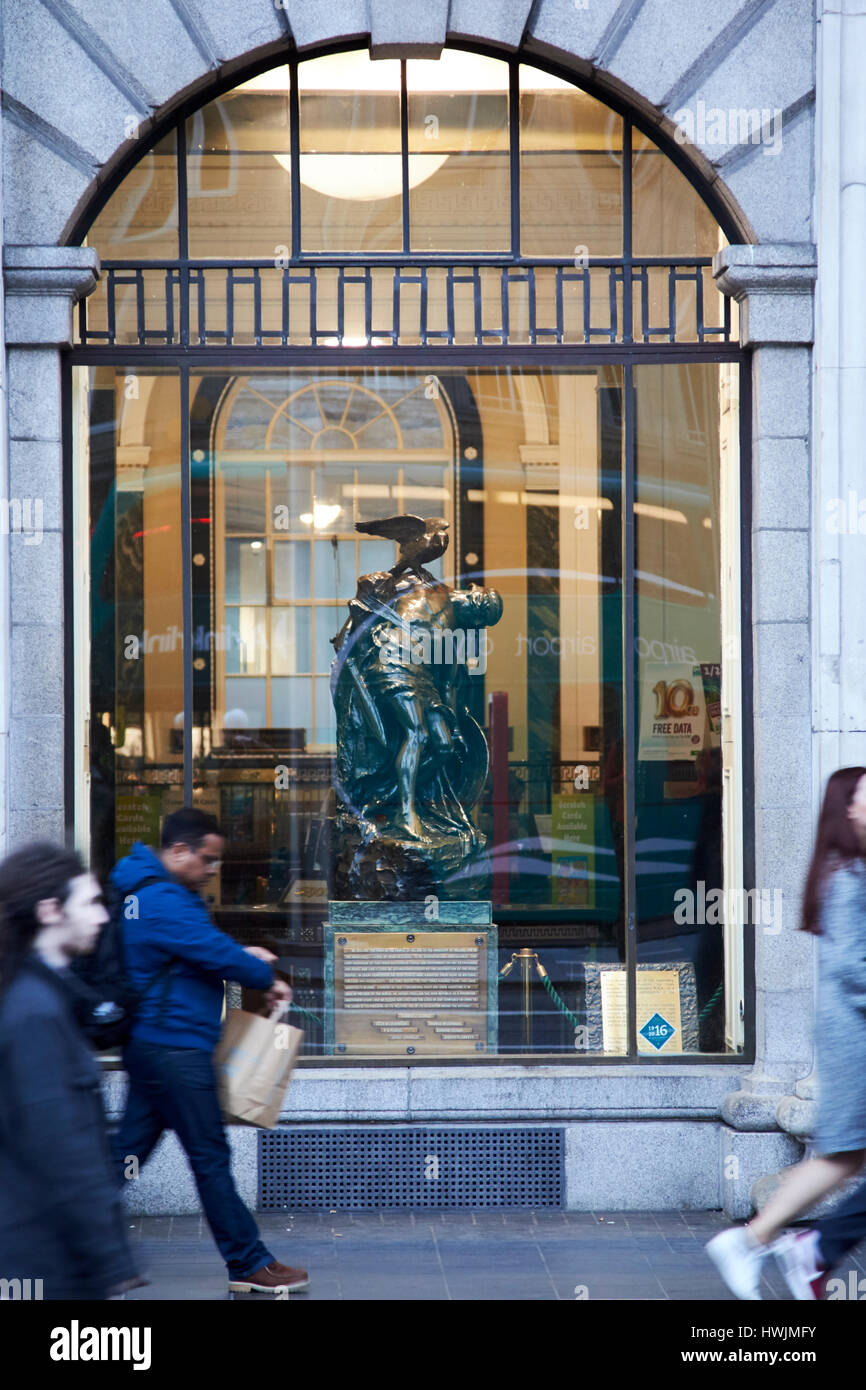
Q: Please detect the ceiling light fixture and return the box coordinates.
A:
[300,503,342,529]
[274,151,449,202]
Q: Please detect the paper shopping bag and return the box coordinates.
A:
[214,1008,303,1129]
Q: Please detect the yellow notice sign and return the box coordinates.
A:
[600,968,684,1054]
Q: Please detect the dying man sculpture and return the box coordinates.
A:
[330,514,503,899]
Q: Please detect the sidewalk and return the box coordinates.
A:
[120,1210,866,1301]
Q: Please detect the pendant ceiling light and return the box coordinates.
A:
[274,151,449,202]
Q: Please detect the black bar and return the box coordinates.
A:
[638,265,649,342]
[554,266,564,344]
[608,265,618,343]
[500,269,510,345]
[622,120,633,344]
[136,271,146,347]
[194,267,206,345]
[667,264,676,343]
[97,255,717,270]
[170,268,181,344]
[581,267,591,343]
[623,363,637,1059]
[509,60,520,259]
[61,352,75,848]
[309,265,318,343]
[289,56,301,262]
[391,266,401,345]
[281,266,290,346]
[180,367,193,806]
[107,268,116,345]
[446,266,456,343]
[253,266,263,346]
[696,264,706,344]
[68,342,746,368]
[226,268,234,346]
[177,122,189,349]
[400,60,410,255]
[739,357,756,1064]
[527,265,537,345]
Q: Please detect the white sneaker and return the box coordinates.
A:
[772,1229,827,1300]
[705,1226,770,1300]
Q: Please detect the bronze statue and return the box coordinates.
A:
[330,515,503,899]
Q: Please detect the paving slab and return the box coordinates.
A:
[119,1211,866,1302]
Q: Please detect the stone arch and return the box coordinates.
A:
[1,0,813,249]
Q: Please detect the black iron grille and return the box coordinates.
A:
[259,1127,563,1209]
[80,259,732,350]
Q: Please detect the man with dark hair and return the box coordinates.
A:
[110,808,308,1294]
[0,842,145,1299]
[160,806,222,850]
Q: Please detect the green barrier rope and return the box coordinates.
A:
[288,1001,324,1028]
[540,973,582,1030]
[542,973,723,1032]
[697,982,723,1022]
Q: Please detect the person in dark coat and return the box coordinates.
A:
[0,842,145,1301]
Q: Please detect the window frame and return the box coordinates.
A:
[63,40,754,1068]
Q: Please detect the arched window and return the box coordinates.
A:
[210,370,455,748]
[72,45,746,1064]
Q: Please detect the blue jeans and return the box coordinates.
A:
[816,1174,866,1270]
[111,1038,273,1280]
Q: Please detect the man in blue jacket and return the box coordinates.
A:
[110,807,308,1294]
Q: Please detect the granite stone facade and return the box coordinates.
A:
[0,0,853,1216]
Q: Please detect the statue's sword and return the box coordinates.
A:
[331,610,388,748]
[340,652,388,747]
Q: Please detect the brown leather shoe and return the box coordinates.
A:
[228,1262,309,1293]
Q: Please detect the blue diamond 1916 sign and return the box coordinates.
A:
[639,1012,676,1050]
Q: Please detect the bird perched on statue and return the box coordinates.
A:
[355,515,450,576]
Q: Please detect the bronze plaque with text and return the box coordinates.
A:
[332,930,492,1056]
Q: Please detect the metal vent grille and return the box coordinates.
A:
[259,1127,563,1209]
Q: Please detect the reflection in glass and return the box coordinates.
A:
[271,607,312,674]
[519,68,622,257]
[225,677,267,727]
[225,539,266,603]
[273,542,310,601]
[225,607,268,675]
[187,72,291,259]
[86,134,178,259]
[78,45,742,1060]
[298,51,402,253]
[85,368,183,886]
[634,363,729,1054]
[81,353,737,1059]
[407,52,510,252]
[632,134,722,256]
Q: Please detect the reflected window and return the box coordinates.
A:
[77,44,744,1064]
[207,371,453,751]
